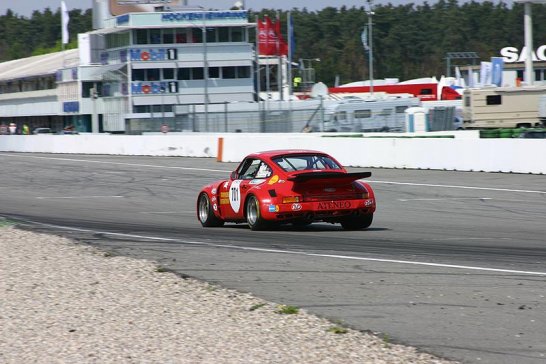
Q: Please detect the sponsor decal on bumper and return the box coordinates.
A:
[316,200,353,210]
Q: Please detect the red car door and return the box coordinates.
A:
[218,158,263,221]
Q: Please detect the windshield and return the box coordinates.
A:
[272,154,342,172]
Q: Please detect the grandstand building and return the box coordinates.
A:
[0,1,255,134]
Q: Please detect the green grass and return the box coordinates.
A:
[0,218,15,227]
[276,305,299,315]
[327,326,348,334]
[249,303,267,311]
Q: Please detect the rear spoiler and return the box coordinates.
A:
[287,171,372,183]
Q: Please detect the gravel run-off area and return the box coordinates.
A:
[0,224,458,363]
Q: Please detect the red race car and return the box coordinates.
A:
[197,150,376,230]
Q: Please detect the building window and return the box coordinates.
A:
[150,29,161,44]
[223,66,236,79]
[486,95,502,105]
[192,28,203,43]
[218,27,230,42]
[205,28,216,43]
[176,29,189,43]
[163,68,175,80]
[395,106,408,113]
[237,66,250,78]
[135,29,148,44]
[132,69,145,81]
[177,68,190,80]
[163,29,174,44]
[231,27,244,42]
[209,67,220,78]
[147,69,160,81]
[192,68,204,80]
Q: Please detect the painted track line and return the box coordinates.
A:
[12,218,546,277]
[372,180,546,194]
[2,153,545,194]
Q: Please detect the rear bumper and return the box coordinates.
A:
[261,198,376,221]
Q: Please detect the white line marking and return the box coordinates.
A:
[36,195,124,200]
[139,211,192,214]
[398,197,492,202]
[14,219,546,277]
[371,180,546,194]
[2,153,545,195]
[0,153,229,173]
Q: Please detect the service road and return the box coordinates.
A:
[0,152,545,364]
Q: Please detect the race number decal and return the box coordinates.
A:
[229,180,242,213]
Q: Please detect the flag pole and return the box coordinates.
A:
[276,12,283,101]
[367,0,374,95]
[287,11,292,97]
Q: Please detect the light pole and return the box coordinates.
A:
[367,0,374,94]
[202,18,209,127]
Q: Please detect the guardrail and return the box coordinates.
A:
[1,131,544,174]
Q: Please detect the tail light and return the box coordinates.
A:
[282,196,301,203]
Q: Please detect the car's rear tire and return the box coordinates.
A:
[340,213,373,230]
[245,195,268,231]
[197,193,224,227]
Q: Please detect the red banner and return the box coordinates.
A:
[258,16,288,56]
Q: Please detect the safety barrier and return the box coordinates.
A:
[1,131,545,174]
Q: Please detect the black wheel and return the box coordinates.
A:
[340,214,373,230]
[197,193,224,227]
[245,195,268,231]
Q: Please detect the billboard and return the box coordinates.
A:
[109,0,183,16]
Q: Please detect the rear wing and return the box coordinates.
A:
[287,171,372,183]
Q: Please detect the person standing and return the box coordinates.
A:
[0,123,8,135]
[22,124,30,135]
[8,123,17,135]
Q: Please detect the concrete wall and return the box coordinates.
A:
[1,132,545,174]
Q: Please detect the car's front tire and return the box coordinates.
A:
[245,195,268,231]
[197,193,224,227]
[340,213,373,230]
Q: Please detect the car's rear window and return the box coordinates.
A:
[272,154,341,172]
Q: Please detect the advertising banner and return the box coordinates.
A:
[109,0,183,16]
[491,57,504,87]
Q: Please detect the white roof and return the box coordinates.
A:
[0,49,80,81]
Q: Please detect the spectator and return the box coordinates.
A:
[22,124,30,135]
[8,123,17,135]
[0,123,8,135]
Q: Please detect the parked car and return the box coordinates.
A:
[32,128,53,134]
[197,149,376,230]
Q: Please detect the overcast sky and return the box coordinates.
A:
[0,0,515,17]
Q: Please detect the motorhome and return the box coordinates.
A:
[310,95,420,132]
[462,86,546,129]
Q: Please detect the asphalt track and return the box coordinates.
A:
[1,152,545,364]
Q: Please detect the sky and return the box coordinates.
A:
[0,0,515,17]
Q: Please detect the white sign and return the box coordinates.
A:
[500,45,546,63]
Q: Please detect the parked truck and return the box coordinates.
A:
[462,86,546,129]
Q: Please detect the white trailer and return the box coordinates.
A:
[313,95,420,132]
[462,86,546,129]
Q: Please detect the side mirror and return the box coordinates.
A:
[230,171,238,180]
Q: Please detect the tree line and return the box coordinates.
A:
[0,1,544,86]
